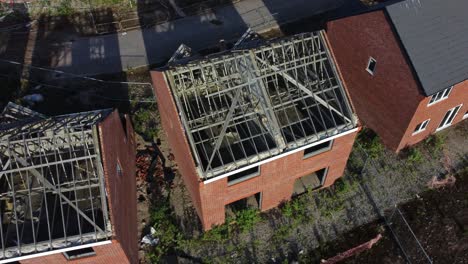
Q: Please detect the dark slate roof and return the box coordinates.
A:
[386,0,468,96]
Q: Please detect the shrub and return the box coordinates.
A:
[358,128,385,159]
[281,201,295,218]
[202,223,230,241]
[281,197,308,223]
[148,200,183,261]
[333,179,360,203]
[132,107,158,140]
[56,1,73,16]
[234,208,262,233]
[272,224,293,242]
[407,148,423,163]
[424,134,446,152]
[319,196,345,219]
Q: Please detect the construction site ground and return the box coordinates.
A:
[140,106,468,263]
[2,1,467,262]
[2,45,467,262]
[341,167,468,264]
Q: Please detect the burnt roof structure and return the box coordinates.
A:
[386,0,468,96]
[163,31,357,180]
[0,103,112,260]
[0,103,46,125]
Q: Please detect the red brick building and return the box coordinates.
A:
[152,31,359,230]
[0,103,138,263]
[326,0,468,152]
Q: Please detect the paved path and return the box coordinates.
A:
[1,0,344,76]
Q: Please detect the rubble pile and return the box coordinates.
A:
[136,153,152,181]
[136,146,166,183]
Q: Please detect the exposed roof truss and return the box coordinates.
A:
[0,105,112,260]
[165,31,356,179]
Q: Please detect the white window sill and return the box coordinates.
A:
[412,129,426,136]
[463,115,468,120]
[436,124,452,132]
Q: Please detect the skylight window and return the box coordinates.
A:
[117,162,123,177]
[366,57,377,75]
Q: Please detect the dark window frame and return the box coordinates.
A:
[303,140,333,159]
[227,166,260,186]
[366,57,377,75]
[63,247,96,260]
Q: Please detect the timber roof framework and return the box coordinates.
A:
[0,103,112,260]
[164,31,357,179]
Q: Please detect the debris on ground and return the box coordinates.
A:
[141,227,159,246]
[136,151,152,181]
[427,175,456,189]
[321,234,382,264]
[136,144,166,182]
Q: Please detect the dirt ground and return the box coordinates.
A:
[340,167,468,263]
[157,120,468,263]
[317,121,468,264]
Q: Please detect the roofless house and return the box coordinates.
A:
[152,30,360,229]
[0,103,137,263]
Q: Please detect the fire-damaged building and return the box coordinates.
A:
[151,30,360,230]
[0,103,137,263]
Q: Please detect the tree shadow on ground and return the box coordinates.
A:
[0,3,32,108]
[0,5,135,116]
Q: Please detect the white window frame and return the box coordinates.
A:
[436,104,462,131]
[428,86,453,106]
[412,119,430,135]
[463,110,468,120]
[366,57,377,75]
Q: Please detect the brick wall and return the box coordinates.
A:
[326,10,424,151]
[18,111,137,264]
[98,111,138,263]
[399,80,468,149]
[199,130,358,228]
[20,240,129,264]
[152,70,358,230]
[151,71,204,221]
